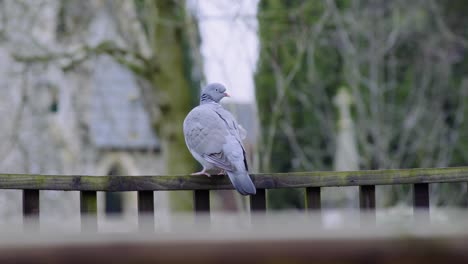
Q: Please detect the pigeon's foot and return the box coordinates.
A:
[191,170,211,177]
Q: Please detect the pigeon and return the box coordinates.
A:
[183,83,256,195]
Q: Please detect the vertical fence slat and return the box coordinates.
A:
[413,183,430,222]
[194,190,210,214]
[359,185,376,225]
[250,189,266,211]
[359,185,376,209]
[250,189,266,227]
[138,191,154,231]
[80,191,97,232]
[305,187,321,225]
[194,190,210,228]
[413,183,429,208]
[306,187,321,210]
[23,190,39,231]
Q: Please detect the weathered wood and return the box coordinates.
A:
[413,183,430,222]
[80,191,97,232]
[1,236,468,264]
[193,190,210,228]
[359,185,376,210]
[0,167,466,191]
[413,183,429,208]
[194,190,210,214]
[305,187,321,210]
[250,189,266,211]
[23,189,39,216]
[359,185,376,225]
[23,189,39,231]
[138,191,154,231]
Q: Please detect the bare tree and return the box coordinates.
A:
[256,0,468,207]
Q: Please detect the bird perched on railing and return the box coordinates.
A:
[183,83,256,195]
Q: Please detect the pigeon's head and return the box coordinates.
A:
[200,83,230,104]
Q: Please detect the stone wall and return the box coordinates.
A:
[0,0,167,228]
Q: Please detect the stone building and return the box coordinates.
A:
[0,0,167,230]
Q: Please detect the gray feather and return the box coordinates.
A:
[183,84,257,195]
[227,171,256,196]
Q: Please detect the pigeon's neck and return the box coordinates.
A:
[200,94,219,105]
[200,101,220,106]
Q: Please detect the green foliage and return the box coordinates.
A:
[268,189,305,210]
[256,1,339,208]
[256,0,338,172]
[256,0,468,208]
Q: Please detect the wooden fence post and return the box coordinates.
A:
[413,183,430,223]
[23,189,39,231]
[306,187,321,210]
[194,190,210,214]
[359,185,376,225]
[138,191,154,232]
[194,190,210,228]
[80,191,97,232]
[250,189,266,211]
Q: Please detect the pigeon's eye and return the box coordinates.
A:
[215,88,218,92]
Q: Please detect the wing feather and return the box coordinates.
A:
[183,104,249,172]
[202,152,235,171]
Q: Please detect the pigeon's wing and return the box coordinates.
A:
[211,106,249,171]
[211,107,247,142]
[202,152,234,171]
[183,106,236,171]
[238,124,247,140]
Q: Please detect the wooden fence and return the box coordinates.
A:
[3,233,468,264]
[8,166,468,231]
[2,166,468,263]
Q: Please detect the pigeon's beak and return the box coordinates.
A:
[224,92,230,97]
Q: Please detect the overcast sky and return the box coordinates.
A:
[192,0,259,103]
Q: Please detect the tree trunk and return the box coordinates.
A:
[149,1,198,211]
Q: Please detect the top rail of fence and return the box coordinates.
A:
[0,166,466,191]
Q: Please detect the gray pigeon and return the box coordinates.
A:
[183,83,256,195]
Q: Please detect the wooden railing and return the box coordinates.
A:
[7,166,468,231]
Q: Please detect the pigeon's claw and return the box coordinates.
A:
[191,170,211,177]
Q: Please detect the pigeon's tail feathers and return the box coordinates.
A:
[227,171,256,196]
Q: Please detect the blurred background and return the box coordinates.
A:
[0,0,467,227]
